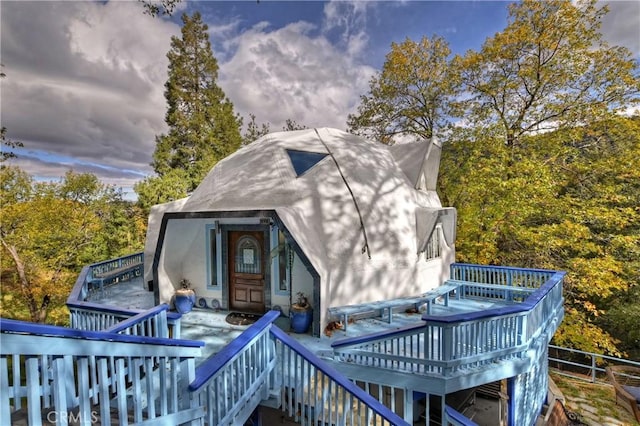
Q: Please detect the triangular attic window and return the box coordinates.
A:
[286,149,328,177]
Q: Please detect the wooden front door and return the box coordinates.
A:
[229,230,265,313]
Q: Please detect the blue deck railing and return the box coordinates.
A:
[66,256,182,338]
[189,310,409,426]
[328,264,565,425]
[331,264,565,382]
[189,311,280,425]
[2,308,410,425]
[450,263,555,287]
[88,251,143,286]
[549,344,640,383]
[103,304,170,338]
[0,318,204,425]
[444,405,479,426]
[67,252,143,303]
[270,326,409,426]
[4,254,576,425]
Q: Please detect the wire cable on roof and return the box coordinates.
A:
[314,128,371,260]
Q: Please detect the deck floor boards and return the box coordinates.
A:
[86,278,520,365]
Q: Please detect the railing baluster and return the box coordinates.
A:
[144,357,156,419]
[40,355,51,409]
[0,357,9,419]
[169,357,179,414]
[131,358,143,422]
[96,357,111,426]
[12,354,22,410]
[113,358,127,425]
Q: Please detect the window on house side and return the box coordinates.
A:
[278,231,289,292]
[424,224,442,261]
[207,226,218,287]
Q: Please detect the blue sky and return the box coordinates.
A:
[193,1,510,66]
[2,1,638,199]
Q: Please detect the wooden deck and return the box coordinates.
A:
[86,277,525,366]
[3,261,567,426]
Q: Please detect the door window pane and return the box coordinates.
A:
[235,235,261,274]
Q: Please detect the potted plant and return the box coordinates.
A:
[174,279,196,314]
[290,292,312,333]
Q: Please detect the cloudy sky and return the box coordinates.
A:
[1,1,639,199]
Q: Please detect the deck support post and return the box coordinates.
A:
[403,388,413,424]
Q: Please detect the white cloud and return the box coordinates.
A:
[1,1,179,184]
[219,21,376,131]
[600,1,640,56]
[322,0,374,57]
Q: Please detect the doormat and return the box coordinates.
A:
[225,312,262,326]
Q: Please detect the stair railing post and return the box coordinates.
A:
[178,357,198,424]
[442,324,454,376]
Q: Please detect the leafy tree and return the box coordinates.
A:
[137,12,242,210]
[439,115,640,355]
[134,168,190,214]
[242,116,308,146]
[0,168,136,324]
[243,114,271,145]
[140,0,181,17]
[1,67,24,161]
[544,116,640,355]
[348,35,460,144]
[602,285,640,360]
[282,119,307,132]
[454,0,640,147]
[1,126,24,162]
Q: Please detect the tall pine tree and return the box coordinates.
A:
[136,12,242,211]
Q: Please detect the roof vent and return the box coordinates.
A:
[286,149,328,177]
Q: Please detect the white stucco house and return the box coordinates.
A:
[143,127,457,336]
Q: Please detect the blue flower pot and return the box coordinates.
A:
[290,307,313,333]
[174,290,195,314]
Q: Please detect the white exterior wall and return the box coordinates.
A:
[320,227,454,330]
[289,251,314,313]
[154,213,453,333]
[415,226,454,290]
[158,217,263,306]
[156,216,317,314]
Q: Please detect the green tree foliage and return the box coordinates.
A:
[439,116,640,355]
[136,12,242,211]
[1,68,24,162]
[349,0,639,355]
[0,167,145,324]
[542,116,639,356]
[243,114,271,146]
[139,0,181,17]
[135,168,191,213]
[348,35,460,144]
[242,116,308,146]
[282,119,307,132]
[0,126,24,162]
[454,0,640,147]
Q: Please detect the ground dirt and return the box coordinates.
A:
[550,371,639,426]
